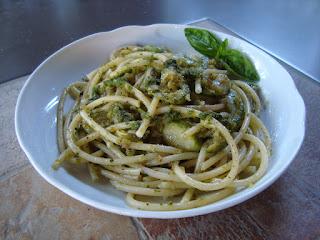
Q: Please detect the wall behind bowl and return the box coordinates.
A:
[1,0,319,82]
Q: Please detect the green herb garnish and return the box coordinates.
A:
[184,28,259,82]
[184,28,221,58]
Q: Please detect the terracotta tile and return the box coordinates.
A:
[0,77,29,180]
[0,166,139,240]
[138,205,269,240]
[138,174,320,240]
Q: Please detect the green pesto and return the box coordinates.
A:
[128,121,140,130]
[87,45,251,149]
[107,103,135,124]
[201,72,231,96]
[163,110,182,122]
[103,77,127,88]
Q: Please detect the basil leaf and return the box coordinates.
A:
[219,49,259,81]
[184,28,259,82]
[184,28,221,58]
[217,59,245,80]
[215,39,228,59]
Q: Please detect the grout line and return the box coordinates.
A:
[130,217,154,240]
[0,162,30,182]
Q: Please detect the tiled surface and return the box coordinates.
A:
[0,166,139,240]
[0,76,140,240]
[0,77,28,181]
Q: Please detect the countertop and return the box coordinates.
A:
[1,19,319,239]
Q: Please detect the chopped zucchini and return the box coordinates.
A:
[163,121,201,151]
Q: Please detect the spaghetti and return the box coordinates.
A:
[54,45,271,211]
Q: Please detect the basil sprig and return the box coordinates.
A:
[184,28,259,82]
[184,28,222,58]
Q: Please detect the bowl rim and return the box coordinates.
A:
[15,23,306,218]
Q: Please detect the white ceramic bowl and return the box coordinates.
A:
[15,24,305,218]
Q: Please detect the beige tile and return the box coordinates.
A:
[0,166,139,240]
[0,76,29,180]
[0,76,139,239]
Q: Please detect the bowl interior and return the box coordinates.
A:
[15,24,305,218]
